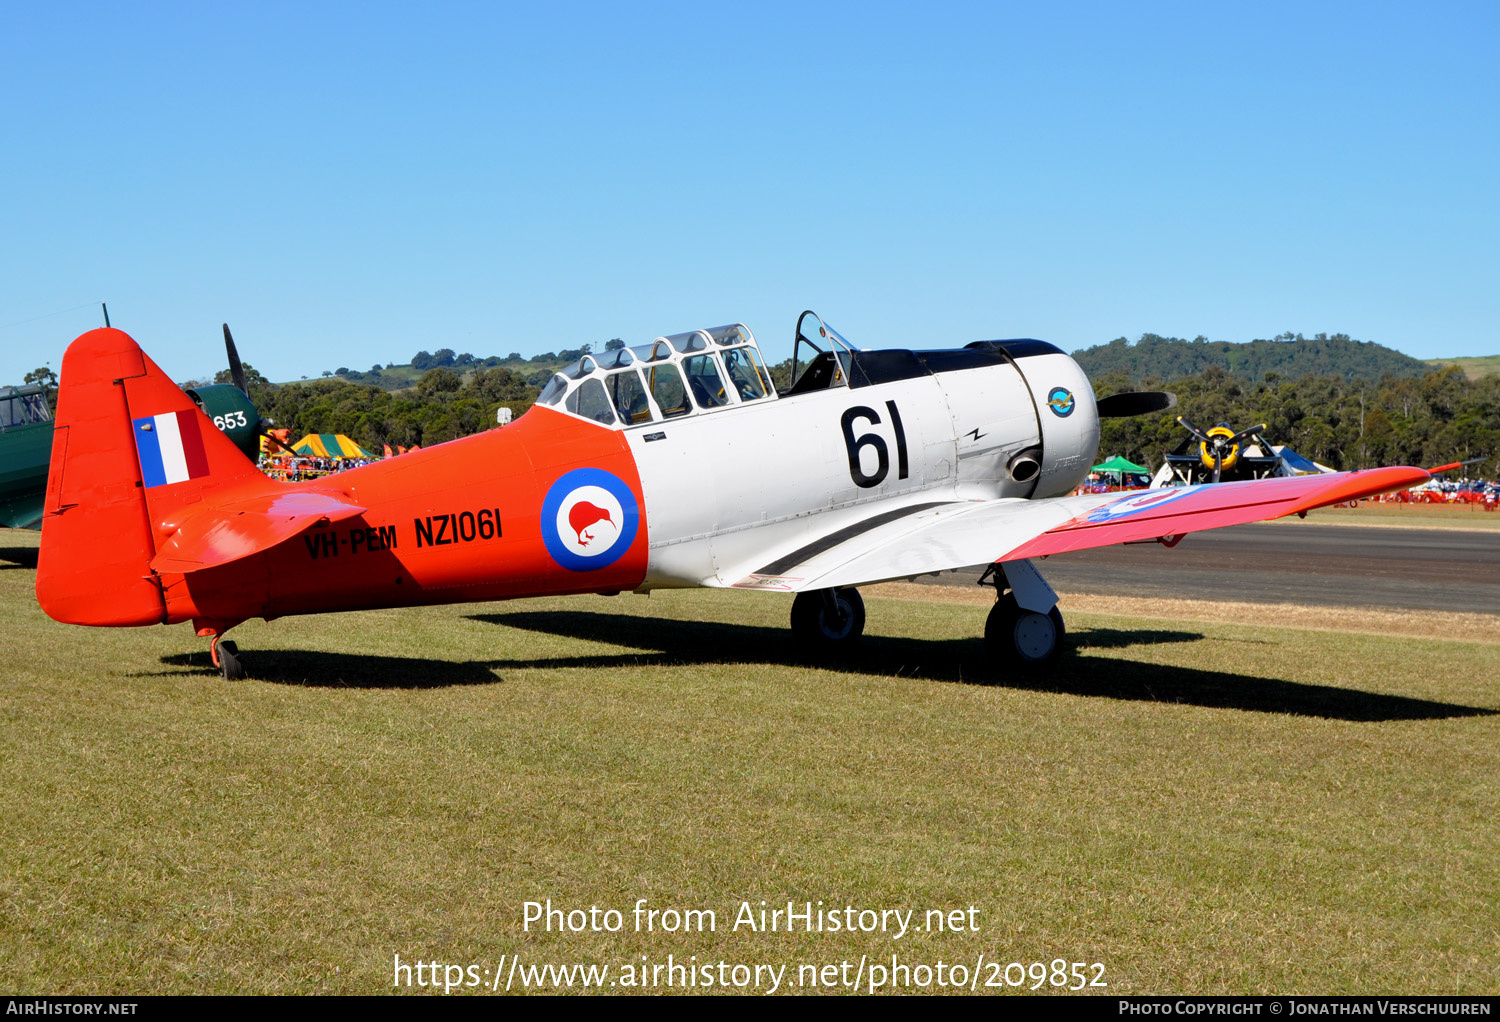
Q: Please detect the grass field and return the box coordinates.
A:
[2,528,1497,996]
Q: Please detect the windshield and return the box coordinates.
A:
[789,310,856,393]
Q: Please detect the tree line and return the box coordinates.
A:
[1075,332,1432,383]
[1096,365,1499,473]
[243,365,537,449]
[223,356,1497,475]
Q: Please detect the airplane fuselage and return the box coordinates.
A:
[165,340,1098,630]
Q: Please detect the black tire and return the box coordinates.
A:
[985,593,1065,665]
[218,640,246,681]
[790,588,866,646]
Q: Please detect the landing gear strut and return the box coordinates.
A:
[790,587,866,646]
[209,635,245,680]
[980,560,1066,665]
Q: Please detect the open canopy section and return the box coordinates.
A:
[536,323,776,428]
[786,310,859,395]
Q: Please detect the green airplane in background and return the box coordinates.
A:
[0,384,54,529]
[0,324,272,529]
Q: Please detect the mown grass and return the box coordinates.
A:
[1,529,1497,995]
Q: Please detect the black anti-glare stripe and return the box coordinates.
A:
[755,501,956,576]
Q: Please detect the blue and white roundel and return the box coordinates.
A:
[1084,487,1195,523]
[541,467,640,572]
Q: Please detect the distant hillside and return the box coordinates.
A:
[1073,332,1431,384]
[1426,355,1500,380]
[277,344,604,391]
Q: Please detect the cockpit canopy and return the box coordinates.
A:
[537,323,776,427]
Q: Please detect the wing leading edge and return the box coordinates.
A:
[731,466,1429,593]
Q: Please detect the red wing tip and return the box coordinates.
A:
[1289,465,1430,514]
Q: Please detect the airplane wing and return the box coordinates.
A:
[728,466,1428,593]
[150,490,367,574]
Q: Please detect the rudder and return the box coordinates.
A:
[36,328,263,626]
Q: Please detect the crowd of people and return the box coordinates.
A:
[1388,476,1500,507]
[258,455,380,481]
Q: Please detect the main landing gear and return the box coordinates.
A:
[787,559,1065,667]
[790,587,866,646]
[980,560,1065,666]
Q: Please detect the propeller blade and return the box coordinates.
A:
[1096,391,1178,418]
[223,323,248,396]
[1177,415,1212,443]
[1227,423,1267,447]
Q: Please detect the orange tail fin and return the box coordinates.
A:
[36,328,265,626]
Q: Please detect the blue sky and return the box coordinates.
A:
[2,1,1496,386]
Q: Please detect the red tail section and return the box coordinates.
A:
[36,328,266,626]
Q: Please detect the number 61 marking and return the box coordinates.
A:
[841,401,909,488]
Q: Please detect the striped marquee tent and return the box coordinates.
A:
[290,433,377,459]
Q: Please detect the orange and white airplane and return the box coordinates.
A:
[36,312,1428,679]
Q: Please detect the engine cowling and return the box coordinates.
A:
[1006,349,1099,499]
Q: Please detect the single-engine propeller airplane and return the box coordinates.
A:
[1154,416,1334,487]
[37,312,1429,679]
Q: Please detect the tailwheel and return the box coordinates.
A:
[211,637,246,681]
[790,588,866,646]
[985,593,1066,666]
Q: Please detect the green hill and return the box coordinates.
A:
[1074,332,1431,385]
[279,346,598,392]
[1426,355,1500,380]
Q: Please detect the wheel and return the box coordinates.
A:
[790,588,866,646]
[985,593,1065,665]
[218,639,246,681]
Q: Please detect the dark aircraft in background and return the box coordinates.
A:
[0,384,54,529]
[1154,416,1332,487]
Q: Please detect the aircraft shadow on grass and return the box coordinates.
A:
[0,546,39,569]
[470,609,1496,724]
[155,651,502,690]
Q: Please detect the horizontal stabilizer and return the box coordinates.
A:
[150,491,367,574]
